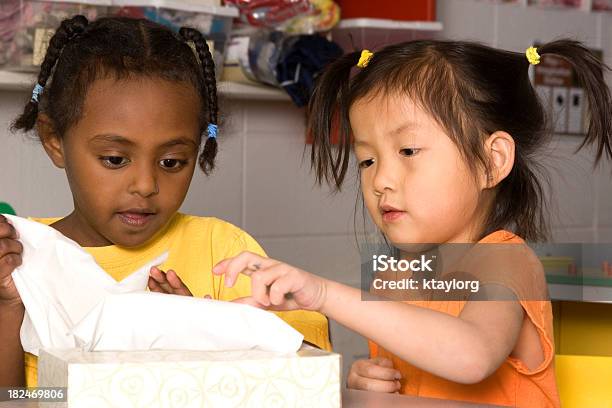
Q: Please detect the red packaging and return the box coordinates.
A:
[336,0,436,21]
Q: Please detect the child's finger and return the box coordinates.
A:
[212,258,231,275]
[0,253,22,271]
[212,251,268,275]
[231,296,267,308]
[166,270,192,296]
[223,252,269,287]
[372,357,395,369]
[260,266,310,308]
[250,268,284,306]
[0,238,23,258]
[149,266,164,281]
[149,266,172,293]
[249,272,270,307]
[213,252,261,281]
[355,359,402,381]
[0,218,19,239]
[214,252,277,287]
[267,272,300,306]
[231,296,297,311]
[147,276,165,293]
[349,375,400,393]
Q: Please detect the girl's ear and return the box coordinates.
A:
[37,114,66,169]
[482,131,515,189]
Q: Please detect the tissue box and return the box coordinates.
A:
[38,346,341,408]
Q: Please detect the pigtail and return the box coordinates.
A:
[179,27,218,175]
[308,51,361,190]
[539,40,612,164]
[11,15,88,133]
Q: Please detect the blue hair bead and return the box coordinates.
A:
[31,84,44,103]
[207,123,218,139]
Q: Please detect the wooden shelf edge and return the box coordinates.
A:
[0,71,291,102]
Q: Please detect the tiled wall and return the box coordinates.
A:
[438,0,612,243]
[1,0,611,382]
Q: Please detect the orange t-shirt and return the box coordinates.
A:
[369,230,560,407]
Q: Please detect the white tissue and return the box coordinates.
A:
[73,292,304,353]
[5,215,303,355]
[6,215,167,355]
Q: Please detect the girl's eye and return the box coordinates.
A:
[100,156,129,168]
[400,148,420,157]
[359,158,375,169]
[160,159,187,170]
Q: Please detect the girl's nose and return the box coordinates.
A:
[372,160,398,195]
[128,164,159,197]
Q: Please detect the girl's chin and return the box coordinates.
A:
[108,229,156,248]
[384,229,438,247]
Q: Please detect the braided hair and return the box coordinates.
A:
[179,27,218,174]
[12,15,220,175]
[12,15,88,131]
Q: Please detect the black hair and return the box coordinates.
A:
[11,15,219,174]
[308,39,611,242]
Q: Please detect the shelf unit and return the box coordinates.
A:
[0,70,290,101]
[331,18,443,51]
[0,17,448,100]
[498,0,610,12]
[336,18,443,31]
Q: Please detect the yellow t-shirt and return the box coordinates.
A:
[25,213,331,386]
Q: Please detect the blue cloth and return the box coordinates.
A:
[276,35,343,107]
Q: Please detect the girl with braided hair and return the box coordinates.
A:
[0,15,330,387]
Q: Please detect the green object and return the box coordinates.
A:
[546,274,612,287]
[0,202,16,215]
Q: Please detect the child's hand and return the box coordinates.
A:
[212,251,327,311]
[0,215,23,306]
[347,358,402,393]
[148,266,193,296]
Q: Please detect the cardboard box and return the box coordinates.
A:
[38,346,341,408]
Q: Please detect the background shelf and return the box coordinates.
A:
[0,70,290,101]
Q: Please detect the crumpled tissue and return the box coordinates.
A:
[4,214,303,355]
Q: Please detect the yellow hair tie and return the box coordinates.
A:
[357,49,374,68]
[526,46,540,65]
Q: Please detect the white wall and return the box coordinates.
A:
[1,0,611,383]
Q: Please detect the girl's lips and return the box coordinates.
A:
[117,212,154,227]
[382,210,406,222]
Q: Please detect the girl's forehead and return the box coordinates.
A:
[83,76,199,114]
[68,76,201,145]
[350,92,425,121]
[84,75,199,101]
[349,92,435,138]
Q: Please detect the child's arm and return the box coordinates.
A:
[214,252,525,385]
[319,280,523,384]
[0,302,25,386]
[0,215,25,386]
